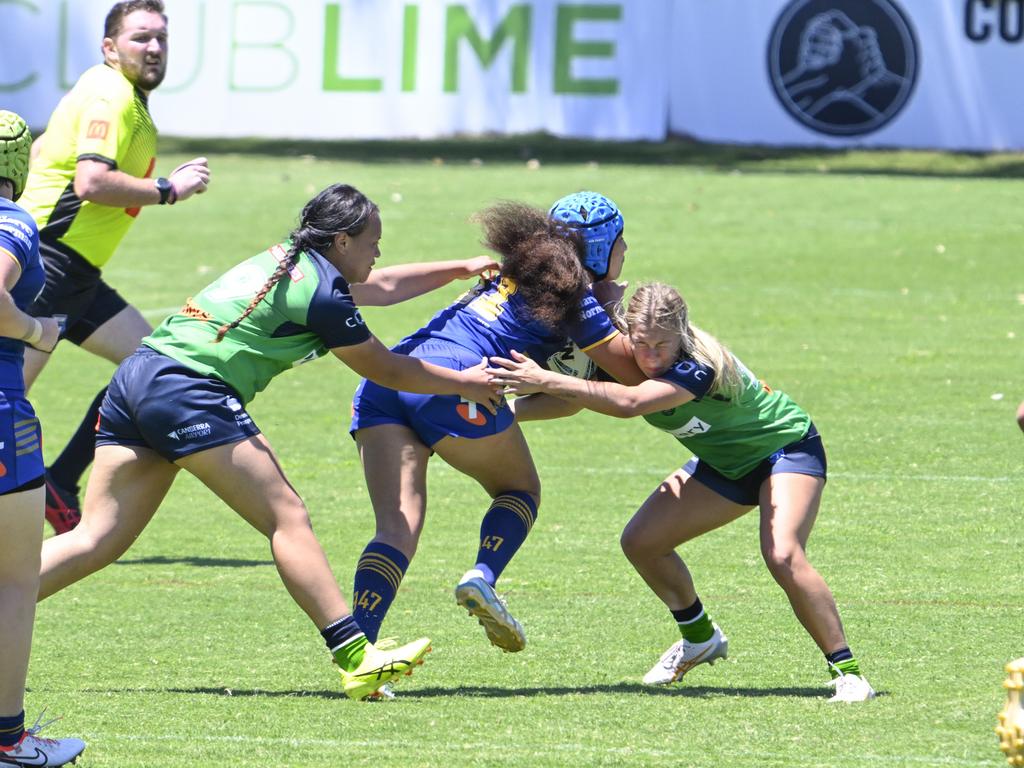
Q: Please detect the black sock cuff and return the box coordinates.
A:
[671,598,704,624]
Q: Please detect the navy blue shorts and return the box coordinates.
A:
[0,390,44,494]
[97,347,261,462]
[350,341,513,447]
[683,425,827,506]
[30,240,128,346]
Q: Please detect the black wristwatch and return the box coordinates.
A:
[155,177,175,205]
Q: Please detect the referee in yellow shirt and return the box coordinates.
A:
[19,0,210,533]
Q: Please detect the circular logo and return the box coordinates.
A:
[767,0,918,137]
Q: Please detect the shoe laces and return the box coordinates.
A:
[23,709,63,747]
[373,636,398,651]
[658,639,687,669]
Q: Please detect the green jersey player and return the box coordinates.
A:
[36,183,501,700]
[490,281,875,702]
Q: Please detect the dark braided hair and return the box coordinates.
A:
[214,183,378,342]
[474,201,588,333]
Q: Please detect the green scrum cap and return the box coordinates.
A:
[0,110,32,201]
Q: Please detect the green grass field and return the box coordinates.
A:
[25,139,1023,767]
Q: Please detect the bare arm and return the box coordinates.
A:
[332,335,499,411]
[0,256,59,351]
[490,350,692,418]
[350,256,498,307]
[509,392,584,422]
[73,157,210,207]
[585,333,646,385]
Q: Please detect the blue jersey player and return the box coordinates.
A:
[0,110,85,767]
[349,193,644,655]
[35,183,502,701]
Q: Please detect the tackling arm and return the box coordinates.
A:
[490,351,693,418]
[350,255,498,307]
[332,335,499,411]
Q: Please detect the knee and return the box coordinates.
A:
[75,523,134,570]
[372,512,423,557]
[620,525,656,564]
[761,542,806,584]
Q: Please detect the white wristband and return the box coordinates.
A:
[23,318,42,346]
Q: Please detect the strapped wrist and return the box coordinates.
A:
[22,317,42,346]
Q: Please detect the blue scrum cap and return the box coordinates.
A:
[548,191,624,280]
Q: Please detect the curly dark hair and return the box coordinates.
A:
[474,201,588,332]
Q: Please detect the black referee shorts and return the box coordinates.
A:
[29,239,129,346]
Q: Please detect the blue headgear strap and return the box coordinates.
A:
[548,191,624,280]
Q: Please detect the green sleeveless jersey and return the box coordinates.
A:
[144,244,371,403]
[20,65,158,268]
[642,356,811,479]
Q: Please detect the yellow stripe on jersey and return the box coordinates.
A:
[19,64,157,269]
[579,329,619,353]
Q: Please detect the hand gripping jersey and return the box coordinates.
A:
[0,198,46,389]
[19,64,157,268]
[643,355,811,479]
[394,276,619,364]
[144,244,370,403]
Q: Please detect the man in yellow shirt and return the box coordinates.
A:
[19,0,210,532]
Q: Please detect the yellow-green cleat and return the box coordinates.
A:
[338,637,432,701]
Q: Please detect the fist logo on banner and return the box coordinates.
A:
[767,0,918,136]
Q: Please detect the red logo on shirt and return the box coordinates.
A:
[86,120,109,139]
[125,157,156,218]
[456,401,487,426]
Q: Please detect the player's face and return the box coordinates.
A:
[335,211,382,284]
[629,324,682,378]
[105,10,169,92]
[604,233,627,282]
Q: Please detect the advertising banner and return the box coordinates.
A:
[669,0,1024,150]
[0,0,670,140]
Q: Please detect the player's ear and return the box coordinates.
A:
[333,231,349,254]
[102,37,118,65]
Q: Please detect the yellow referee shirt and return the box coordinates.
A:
[20,64,157,269]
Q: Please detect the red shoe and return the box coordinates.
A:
[43,472,81,534]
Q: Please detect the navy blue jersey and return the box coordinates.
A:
[0,198,45,390]
[657,357,715,399]
[395,277,618,363]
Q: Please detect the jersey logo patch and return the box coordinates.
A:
[457,399,487,426]
[86,119,109,139]
[668,416,712,438]
[270,244,305,281]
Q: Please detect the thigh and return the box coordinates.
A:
[176,433,306,537]
[355,423,431,541]
[0,486,44,579]
[759,472,825,552]
[623,467,752,552]
[82,443,180,543]
[79,303,151,363]
[432,421,540,499]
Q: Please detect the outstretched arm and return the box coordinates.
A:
[333,335,500,413]
[510,392,584,422]
[350,256,498,306]
[490,350,692,418]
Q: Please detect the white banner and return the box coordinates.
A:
[669,0,1024,151]
[3,1,1024,150]
[0,0,670,141]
